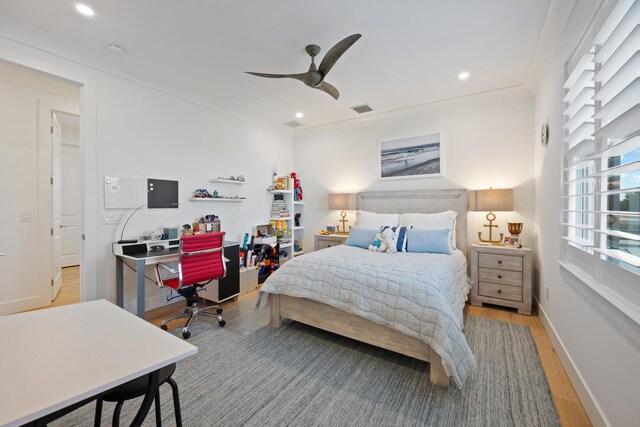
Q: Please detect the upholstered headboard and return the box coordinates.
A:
[356,189,468,257]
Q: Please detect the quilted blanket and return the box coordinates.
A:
[257,245,476,388]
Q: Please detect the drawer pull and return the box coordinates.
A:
[498,260,502,264]
[498,275,502,279]
[497,289,502,294]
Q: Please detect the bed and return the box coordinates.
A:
[257,190,475,388]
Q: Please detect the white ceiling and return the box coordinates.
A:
[0,0,552,129]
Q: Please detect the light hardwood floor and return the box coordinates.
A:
[46,267,592,426]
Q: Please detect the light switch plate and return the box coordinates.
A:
[103,212,124,224]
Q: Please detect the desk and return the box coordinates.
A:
[0,300,197,427]
[115,241,240,318]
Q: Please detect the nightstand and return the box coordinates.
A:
[469,243,533,315]
[314,234,348,251]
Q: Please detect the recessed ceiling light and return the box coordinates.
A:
[458,72,470,80]
[75,4,94,16]
[295,112,304,119]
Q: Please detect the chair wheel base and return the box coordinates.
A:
[216,308,223,314]
[182,331,191,339]
[160,324,168,331]
[218,320,226,327]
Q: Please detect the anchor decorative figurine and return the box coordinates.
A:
[468,188,514,244]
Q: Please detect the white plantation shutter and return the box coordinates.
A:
[562,0,640,275]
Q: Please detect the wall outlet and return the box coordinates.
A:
[546,285,550,300]
[103,212,124,224]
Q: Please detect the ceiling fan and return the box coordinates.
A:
[245,33,362,100]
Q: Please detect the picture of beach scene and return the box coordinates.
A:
[380,133,441,178]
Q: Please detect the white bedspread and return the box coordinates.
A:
[257,245,476,388]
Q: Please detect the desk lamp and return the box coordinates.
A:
[328,193,356,235]
[468,188,514,244]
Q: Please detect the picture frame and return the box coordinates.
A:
[504,236,521,248]
[379,133,441,180]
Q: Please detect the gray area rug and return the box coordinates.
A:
[55,298,559,426]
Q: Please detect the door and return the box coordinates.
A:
[60,115,81,267]
[51,113,62,300]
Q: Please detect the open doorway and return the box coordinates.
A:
[0,60,82,314]
[50,112,81,308]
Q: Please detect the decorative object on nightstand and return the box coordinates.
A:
[314,233,348,251]
[328,193,356,235]
[468,188,514,244]
[469,243,533,315]
[507,222,523,247]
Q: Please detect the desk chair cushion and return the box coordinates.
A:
[180,233,225,287]
[102,363,176,402]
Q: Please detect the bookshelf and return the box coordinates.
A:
[267,175,305,262]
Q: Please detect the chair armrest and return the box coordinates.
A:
[157,263,178,274]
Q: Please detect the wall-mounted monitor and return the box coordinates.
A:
[147,178,179,209]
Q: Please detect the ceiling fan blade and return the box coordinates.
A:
[318,34,361,77]
[245,72,292,79]
[245,71,315,85]
[314,81,340,100]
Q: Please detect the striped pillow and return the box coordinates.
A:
[381,226,409,252]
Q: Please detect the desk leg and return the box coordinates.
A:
[116,257,124,308]
[130,370,160,427]
[136,259,146,318]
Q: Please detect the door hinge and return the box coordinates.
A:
[50,177,53,185]
[82,234,86,241]
[50,228,53,236]
[50,126,53,134]
[51,279,54,287]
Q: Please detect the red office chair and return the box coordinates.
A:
[155,232,227,339]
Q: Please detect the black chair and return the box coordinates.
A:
[94,363,182,427]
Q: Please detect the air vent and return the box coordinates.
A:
[284,120,303,128]
[351,104,373,114]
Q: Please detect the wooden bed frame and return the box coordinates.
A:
[269,189,468,388]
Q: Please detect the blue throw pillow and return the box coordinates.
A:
[406,228,451,254]
[381,226,409,252]
[345,227,380,249]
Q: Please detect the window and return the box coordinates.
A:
[562,0,640,276]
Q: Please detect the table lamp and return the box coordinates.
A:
[468,188,514,244]
[328,193,356,235]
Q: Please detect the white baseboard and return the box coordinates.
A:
[536,299,609,427]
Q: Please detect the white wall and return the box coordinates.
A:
[293,89,535,254]
[0,19,293,312]
[533,1,640,426]
[97,74,293,311]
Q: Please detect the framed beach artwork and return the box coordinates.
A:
[379,133,442,180]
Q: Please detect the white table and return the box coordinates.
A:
[0,300,197,427]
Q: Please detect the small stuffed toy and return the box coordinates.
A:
[368,228,397,254]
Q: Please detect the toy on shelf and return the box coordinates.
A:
[291,172,303,201]
[193,188,212,198]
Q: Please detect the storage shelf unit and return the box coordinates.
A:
[267,175,305,263]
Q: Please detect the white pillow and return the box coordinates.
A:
[400,211,458,250]
[355,211,400,229]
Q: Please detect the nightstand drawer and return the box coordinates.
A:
[478,268,522,287]
[478,281,523,302]
[317,240,338,250]
[479,253,522,271]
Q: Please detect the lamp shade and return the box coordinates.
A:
[468,189,514,212]
[328,193,356,210]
